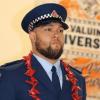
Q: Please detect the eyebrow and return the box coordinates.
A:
[45,23,63,28]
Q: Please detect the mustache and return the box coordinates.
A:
[51,38,63,45]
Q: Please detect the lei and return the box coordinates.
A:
[23,52,81,100]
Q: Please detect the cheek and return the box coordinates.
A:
[59,35,64,44]
[36,35,51,48]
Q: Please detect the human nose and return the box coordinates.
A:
[52,30,59,37]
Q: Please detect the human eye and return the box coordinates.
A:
[58,29,64,33]
[44,27,52,32]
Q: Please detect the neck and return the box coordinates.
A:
[33,50,58,64]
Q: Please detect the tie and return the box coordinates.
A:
[51,66,61,94]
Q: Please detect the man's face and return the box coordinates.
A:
[30,22,65,59]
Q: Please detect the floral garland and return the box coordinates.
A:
[61,61,81,100]
[23,52,81,100]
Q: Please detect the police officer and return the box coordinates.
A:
[0,3,86,100]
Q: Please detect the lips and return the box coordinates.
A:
[52,41,60,44]
[52,39,61,44]
[51,41,61,49]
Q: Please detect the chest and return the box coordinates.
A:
[14,74,72,100]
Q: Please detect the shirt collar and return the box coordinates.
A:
[33,54,61,74]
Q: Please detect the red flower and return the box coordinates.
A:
[61,60,81,100]
[72,86,81,92]
[25,68,36,77]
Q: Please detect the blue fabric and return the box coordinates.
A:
[33,54,63,88]
[51,66,61,96]
[0,55,86,100]
[21,3,68,33]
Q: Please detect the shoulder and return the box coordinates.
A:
[68,64,82,74]
[68,65,86,87]
[0,59,25,71]
[68,64,85,80]
[0,59,26,80]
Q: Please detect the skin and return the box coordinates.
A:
[29,22,65,64]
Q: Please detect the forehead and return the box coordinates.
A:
[39,22,63,28]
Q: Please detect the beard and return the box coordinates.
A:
[35,39,63,59]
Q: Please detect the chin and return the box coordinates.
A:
[52,44,61,50]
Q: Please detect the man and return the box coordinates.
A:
[0,3,86,100]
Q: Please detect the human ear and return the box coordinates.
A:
[29,31,36,42]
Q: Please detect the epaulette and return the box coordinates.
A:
[68,64,82,74]
[0,59,24,71]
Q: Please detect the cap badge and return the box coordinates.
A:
[51,10,59,17]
